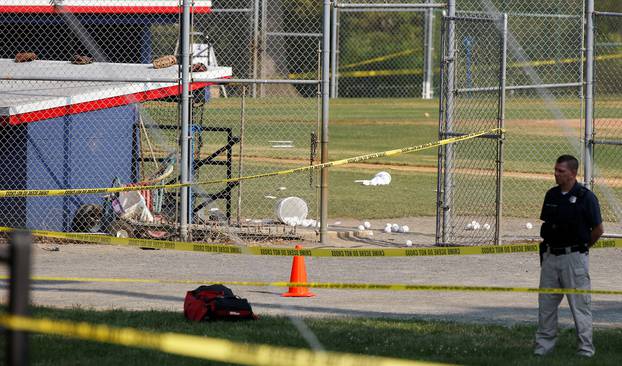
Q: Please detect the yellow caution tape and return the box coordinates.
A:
[291,67,424,80]
[340,68,424,78]
[288,49,419,79]
[510,52,622,69]
[1,226,620,257]
[0,128,500,198]
[4,275,621,296]
[0,314,449,366]
[289,53,622,80]
[340,49,419,70]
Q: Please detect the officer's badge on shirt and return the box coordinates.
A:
[569,196,577,203]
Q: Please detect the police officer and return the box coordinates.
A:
[535,155,603,357]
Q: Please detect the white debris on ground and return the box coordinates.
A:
[270,140,293,148]
[282,217,320,228]
[464,221,534,231]
[354,171,391,186]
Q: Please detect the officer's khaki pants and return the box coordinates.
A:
[534,251,593,356]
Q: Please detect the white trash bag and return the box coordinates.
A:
[116,191,154,222]
[355,171,392,186]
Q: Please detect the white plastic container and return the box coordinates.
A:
[117,191,154,222]
[275,196,309,224]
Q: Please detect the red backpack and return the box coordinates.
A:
[184,285,257,321]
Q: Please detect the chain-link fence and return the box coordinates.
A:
[438,0,622,243]
[0,1,321,244]
[259,0,322,98]
[332,3,428,98]
[0,2,192,236]
[1,1,621,246]
[593,11,622,224]
[446,0,586,241]
[436,14,505,245]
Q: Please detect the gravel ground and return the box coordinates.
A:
[2,218,621,329]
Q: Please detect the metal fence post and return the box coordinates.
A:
[584,0,595,189]
[495,13,508,245]
[435,12,447,245]
[7,230,32,366]
[422,0,435,99]
[252,0,261,97]
[330,2,338,98]
[180,0,192,240]
[320,0,331,244]
[441,0,456,244]
[260,0,268,97]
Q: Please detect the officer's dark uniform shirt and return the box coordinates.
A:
[540,181,602,248]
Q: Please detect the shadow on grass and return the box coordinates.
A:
[6,282,621,329]
[0,304,620,366]
[0,281,622,328]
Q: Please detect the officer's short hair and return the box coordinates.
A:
[556,155,579,172]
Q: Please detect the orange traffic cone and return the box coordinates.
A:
[282,245,315,297]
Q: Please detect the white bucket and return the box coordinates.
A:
[275,196,308,225]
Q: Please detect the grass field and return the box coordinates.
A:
[139,97,622,221]
[194,157,618,220]
[2,306,621,366]
[143,96,622,175]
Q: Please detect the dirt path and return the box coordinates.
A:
[2,219,621,329]
[242,156,622,187]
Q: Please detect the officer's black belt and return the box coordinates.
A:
[547,245,587,256]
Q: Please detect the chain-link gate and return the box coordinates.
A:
[593,11,622,224]
[436,13,506,245]
[456,0,585,238]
